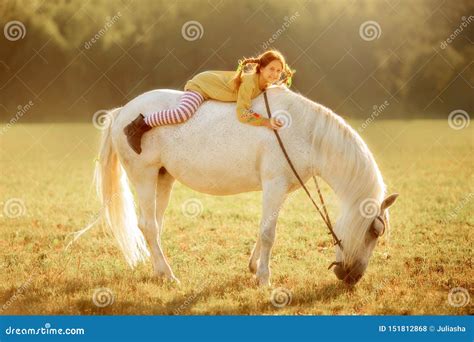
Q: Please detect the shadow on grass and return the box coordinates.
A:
[292,281,352,308]
[1,271,356,315]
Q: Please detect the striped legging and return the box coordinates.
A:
[144,90,205,127]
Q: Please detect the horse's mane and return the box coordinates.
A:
[275,87,387,263]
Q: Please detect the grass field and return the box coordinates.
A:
[0,120,472,315]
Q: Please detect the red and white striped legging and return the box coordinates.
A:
[144,91,205,127]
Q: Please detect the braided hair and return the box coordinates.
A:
[233,49,294,89]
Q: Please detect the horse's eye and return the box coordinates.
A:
[370,216,385,238]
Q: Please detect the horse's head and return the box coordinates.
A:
[331,193,399,285]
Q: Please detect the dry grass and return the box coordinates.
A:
[0,120,472,315]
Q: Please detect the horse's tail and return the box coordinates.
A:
[94,107,149,267]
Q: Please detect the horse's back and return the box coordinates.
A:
[113,87,296,195]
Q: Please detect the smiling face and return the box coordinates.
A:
[259,59,283,85]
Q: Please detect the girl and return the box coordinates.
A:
[124,49,294,154]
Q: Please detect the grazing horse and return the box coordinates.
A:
[95,85,398,286]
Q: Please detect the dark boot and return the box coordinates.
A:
[123,114,152,154]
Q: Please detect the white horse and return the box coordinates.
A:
[95,85,398,286]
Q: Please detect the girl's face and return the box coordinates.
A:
[260,59,283,85]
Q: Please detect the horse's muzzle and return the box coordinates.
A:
[333,261,365,285]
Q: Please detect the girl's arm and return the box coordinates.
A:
[235,75,269,127]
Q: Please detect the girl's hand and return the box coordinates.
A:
[267,117,284,130]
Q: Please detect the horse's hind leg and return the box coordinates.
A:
[155,167,175,241]
[129,165,178,282]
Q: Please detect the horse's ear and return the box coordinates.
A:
[381,193,399,211]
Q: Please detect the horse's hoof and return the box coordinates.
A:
[162,274,181,285]
[258,280,271,287]
[170,276,181,285]
[256,275,271,287]
[154,272,180,285]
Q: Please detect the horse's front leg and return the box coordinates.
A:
[256,178,289,286]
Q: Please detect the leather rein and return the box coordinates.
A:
[262,91,344,253]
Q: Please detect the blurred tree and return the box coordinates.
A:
[0,0,472,121]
